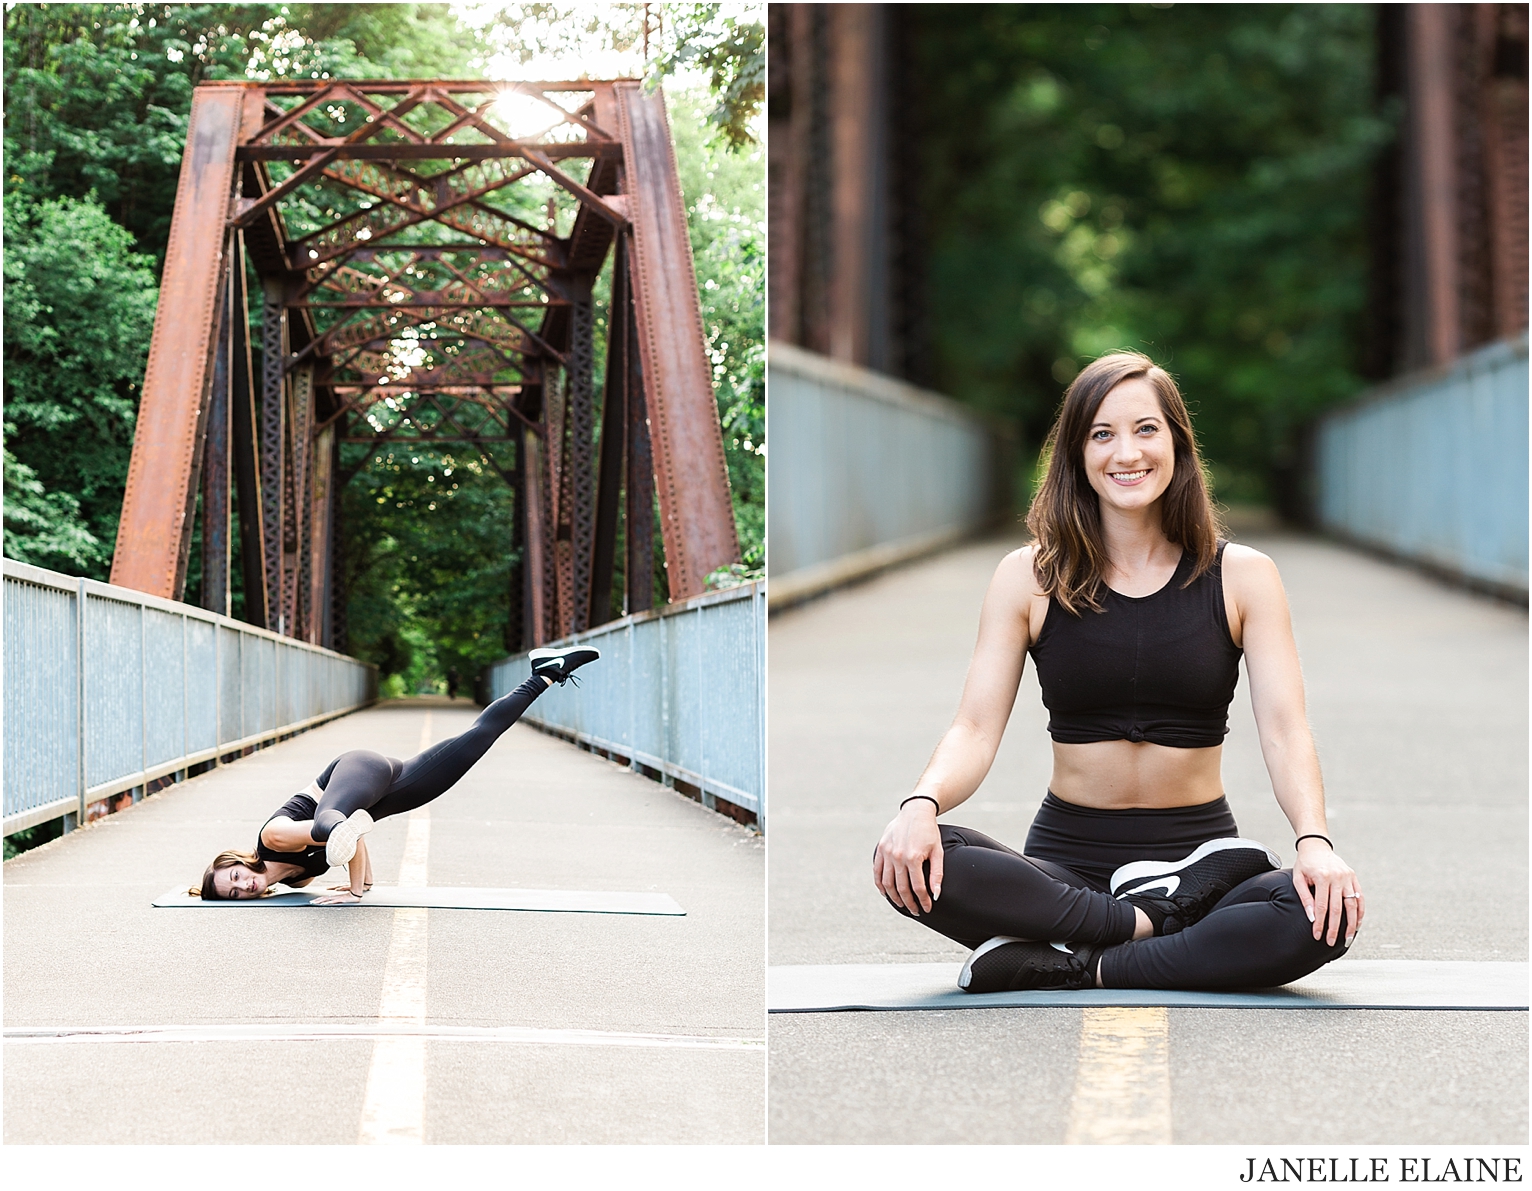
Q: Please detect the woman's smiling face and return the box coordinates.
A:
[1082,376,1174,514]
[213,863,270,899]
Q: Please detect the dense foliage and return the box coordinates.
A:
[3,191,158,574]
[3,2,479,582]
[459,2,764,148]
[655,4,764,149]
[908,3,1389,504]
[5,4,477,263]
[3,3,765,693]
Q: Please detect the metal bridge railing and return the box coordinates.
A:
[485,581,765,827]
[1315,334,1529,599]
[3,559,378,837]
[766,342,1011,609]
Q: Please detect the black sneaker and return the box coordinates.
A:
[1110,837,1280,935]
[958,937,1101,994]
[529,645,600,685]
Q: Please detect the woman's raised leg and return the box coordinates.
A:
[367,674,551,819]
[888,824,1140,950]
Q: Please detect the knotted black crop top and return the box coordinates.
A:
[1027,542,1241,748]
[254,792,331,882]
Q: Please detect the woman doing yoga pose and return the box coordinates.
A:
[193,645,599,903]
[873,351,1363,993]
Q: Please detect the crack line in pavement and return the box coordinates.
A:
[4,1025,764,1050]
[358,711,433,1146]
[1064,1006,1172,1144]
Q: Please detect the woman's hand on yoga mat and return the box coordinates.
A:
[875,800,944,916]
[312,890,364,905]
[1293,839,1362,946]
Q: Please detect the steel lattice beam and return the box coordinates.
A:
[615,82,741,599]
[113,78,738,647]
[111,87,249,597]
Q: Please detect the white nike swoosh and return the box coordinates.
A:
[1128,876,1180,898]
[1049,941,1074,955]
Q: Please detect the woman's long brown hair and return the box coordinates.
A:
[190,849,267,899]
[1026,350,1223,614]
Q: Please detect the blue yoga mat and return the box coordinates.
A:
[154,885,684,915]
[767,960,1527,1012]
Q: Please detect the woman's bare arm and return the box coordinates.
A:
[910,549,1036,809]
[874,547,1038,915]
[312,836,370,904]
[347,836,369,896]
[259,816,318,851]
[1225,545,1362,946]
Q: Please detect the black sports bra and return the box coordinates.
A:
[255,792,331,882]
[1027,543,1241,748]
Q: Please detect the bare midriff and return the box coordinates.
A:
[1048,739,1226,809]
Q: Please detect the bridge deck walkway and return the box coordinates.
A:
[5,694,763,1143]
[767,531,1526,1144]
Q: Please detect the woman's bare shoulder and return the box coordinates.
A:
[1222,542,1279,576]
[995,543,1046,599]
[1221,542,1285,603]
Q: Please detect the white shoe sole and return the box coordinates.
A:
[958,935,1028,990]
[1108,837,1280,895]
[326,809,374,869]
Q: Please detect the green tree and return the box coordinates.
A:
[3,447,102,572]
[341,444,518,695]
[2,3,475,576]
[4,4,475,263]
[460,2,764,147]
[909,3,1388,504]
[653,4,764,148]
[3,191,158,576]
[4,5,765,692]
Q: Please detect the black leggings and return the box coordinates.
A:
[892,795,1352,990]
[308,675,547,841]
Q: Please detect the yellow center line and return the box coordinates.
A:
[1063,1006,1172,1144]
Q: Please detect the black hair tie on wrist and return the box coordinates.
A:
[1294,833,1333,851]
[901,795,940,814]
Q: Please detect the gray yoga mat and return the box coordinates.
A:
[768,960,1527,1012]
[154,885,684,916]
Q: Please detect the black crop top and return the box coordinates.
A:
[255,792,331,883]
[1027,543,1241,749]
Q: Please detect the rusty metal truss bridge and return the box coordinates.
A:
[112,78,739,649]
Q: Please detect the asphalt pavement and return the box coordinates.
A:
[5,695,764,1143]
[766,531,1527,1144]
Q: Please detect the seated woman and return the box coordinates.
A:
[873,351,1362,993]
[192,645,599,903]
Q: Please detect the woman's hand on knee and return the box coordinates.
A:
[1293,840,1362,947]
[874,801,944,916]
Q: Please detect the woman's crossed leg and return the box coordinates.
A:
[889,824,1351,990]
